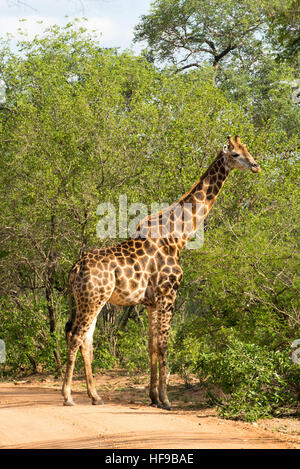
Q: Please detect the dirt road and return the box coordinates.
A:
[0,377,299,449]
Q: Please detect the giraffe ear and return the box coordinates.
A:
[227,135,235,148]
[223,144,228,153]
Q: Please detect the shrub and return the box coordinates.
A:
[116,317,149,372]
[197,337,300,421]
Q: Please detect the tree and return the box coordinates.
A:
[219,54,300,137]
[0,24,157,372]
[0,23,299,422]
[0,22,260,373]
[265,1,300,66]
[134,0,300,81]
[134,0,268,75]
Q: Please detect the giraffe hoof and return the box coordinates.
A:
[63,399,76,406]
[149,399,160,407]
[159,402,172,411]
[92,397,104,405]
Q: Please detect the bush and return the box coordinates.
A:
[0,298,67,376]
[116,316,149,372]
[197,337,300,421]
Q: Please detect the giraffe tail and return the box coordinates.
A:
[65,267,77,340]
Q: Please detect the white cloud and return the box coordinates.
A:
[0,15,113,39]
[0,14,139,51]
[0,16,53,39]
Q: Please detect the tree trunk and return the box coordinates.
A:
[45,280,62,375]
[45,214,62,376]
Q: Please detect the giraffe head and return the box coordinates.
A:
[223,135,261,173]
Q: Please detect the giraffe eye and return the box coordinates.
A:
[232,152,239,157]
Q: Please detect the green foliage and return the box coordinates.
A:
[0,20,299,422]
[169,322,300,421]
[135,0,300,137]
[0,296,67,375]
[169,326,199,387]
[170,145,299,420]
[219,55,300,137]
[91,342,117,372]
[134,0,268,70]
[134,0,300,72]
[197,337,300,421]
[265,1,300,65]
[116,315,149,372]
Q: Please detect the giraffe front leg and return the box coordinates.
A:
[147,307,159,406]
[157,308,173,411]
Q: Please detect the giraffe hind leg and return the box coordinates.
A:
[147,306,159,406]
[62,299,108,406]
[80,315,103,405]
[62,329,80,406]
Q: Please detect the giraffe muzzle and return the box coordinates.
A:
[251,164,261,173]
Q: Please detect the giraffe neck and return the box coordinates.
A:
[135,151,230,252]
[174,151,230,250]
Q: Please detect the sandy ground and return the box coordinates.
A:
[0,373,299,449]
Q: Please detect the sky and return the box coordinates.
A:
[0,0,152,52]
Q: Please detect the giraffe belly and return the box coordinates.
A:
[108,264,151,307]
[108,286,147,306]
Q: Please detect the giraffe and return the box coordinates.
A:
[62,135,261,409]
